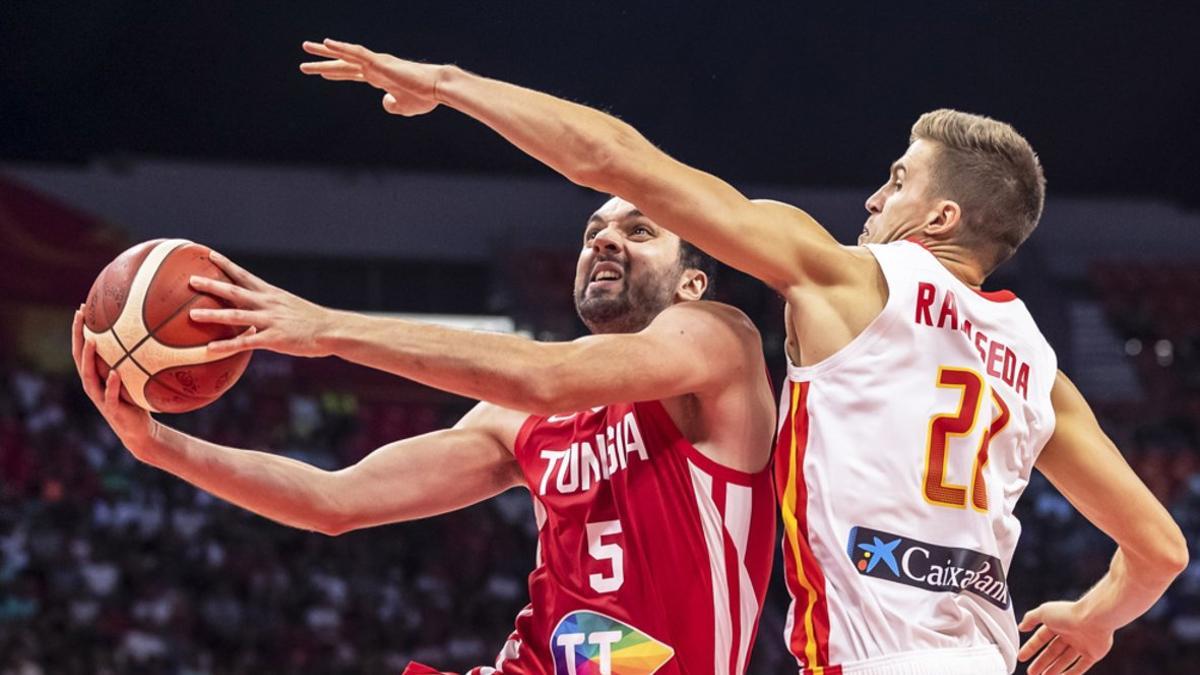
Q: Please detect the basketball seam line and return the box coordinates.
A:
[140,243,194,343]
[109,329,152,378]
[127,293,206,358]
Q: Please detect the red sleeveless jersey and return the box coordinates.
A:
[480,400,775,675]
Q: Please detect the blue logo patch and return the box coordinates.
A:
[855,536,901,576]
[847,526,1010,609]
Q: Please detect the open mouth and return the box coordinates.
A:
[588,261,625,287]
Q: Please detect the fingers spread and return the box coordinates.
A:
[1050,652,1082,675]
[1063,656,1094,674]
[302,40,341,59]
[207,327,261,355]
[104,370,121,408]
[1019,607,1043,632]
[79,339,102,401]
[322,38,374,63]
[1019,625,1055,662]
[189,307,256,326]
[190,276,256,305]
[1027,636,1067,675]
[309,69,366,82]
[299,60,363,78]
[207,250,267,291]
[71,310,83,369]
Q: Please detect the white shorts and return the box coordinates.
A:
[835,645,1008,675]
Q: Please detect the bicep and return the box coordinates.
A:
[1036,372,1177,554]
[540,302,757,411]
[329,402,525,531]
[610,150,853,290]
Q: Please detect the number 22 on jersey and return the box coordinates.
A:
[923,366,1011,512]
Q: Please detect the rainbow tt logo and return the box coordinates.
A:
[551,610,674,675]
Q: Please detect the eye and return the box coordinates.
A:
[892,180,903,191]
[585,229,600,242]
[632,225,651,236]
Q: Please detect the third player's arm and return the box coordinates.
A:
[1019,370,1188,666]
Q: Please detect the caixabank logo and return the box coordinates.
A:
[847,526,1010,609]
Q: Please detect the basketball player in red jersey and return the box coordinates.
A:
[73,196,778,674]
[299,39,1188,674]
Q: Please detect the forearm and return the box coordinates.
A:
[320,310,568,413]
[433,67,836,289]
[1075,548,1183,631]
[434,66,646,193]
[136,422,343,534]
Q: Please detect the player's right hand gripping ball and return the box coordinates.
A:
[83,239,252,413]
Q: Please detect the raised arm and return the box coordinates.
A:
[188,254,763,417]
[1018,370,1188,673]
[73,309,524,536]
[299,39,863,292]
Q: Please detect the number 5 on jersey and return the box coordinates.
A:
[587,520,624,593]
[923,366,1011,512]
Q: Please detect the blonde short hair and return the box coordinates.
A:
[911,109,1046,270]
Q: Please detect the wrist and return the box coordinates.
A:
[432,64,466,106]
[314,309,363,357]
[125,418,165,465]
[1072,581,1124,633]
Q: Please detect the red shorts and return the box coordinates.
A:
[403,663,496,675]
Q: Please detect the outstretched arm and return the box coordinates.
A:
[300,39,864,292]
[189,253,763,417]
[73,309,524,536]
[1018,371,1188,674]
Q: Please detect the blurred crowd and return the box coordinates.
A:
[0,359,535,674]
[2,285,1199,673]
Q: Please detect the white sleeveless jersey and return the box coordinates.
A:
[775,240,1057,674]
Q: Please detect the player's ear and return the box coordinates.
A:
[677,269,707,301]
[924,199,962,239]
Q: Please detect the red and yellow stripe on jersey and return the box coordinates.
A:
[776,381,842,675]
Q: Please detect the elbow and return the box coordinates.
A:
[312,511,355,537]
[1134,524,1190,581]
[315,524,348,538]
[520,375,568,417]
[517,355,587,416]
[1160,529,1190,578]
[310,474,359,537]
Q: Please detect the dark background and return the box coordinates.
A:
[1,2,1199,674]
[3,1,1199,204]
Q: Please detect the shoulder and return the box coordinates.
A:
[1048,370,1088,417]
[454,401,531,453]
[785,244,886,307]
[649,300,762,344]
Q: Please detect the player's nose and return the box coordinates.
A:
[590,226,623,254]
[864,188,884,214]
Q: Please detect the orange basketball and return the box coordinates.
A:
[82,239,252,413]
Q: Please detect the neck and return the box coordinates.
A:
[911,238,988,288]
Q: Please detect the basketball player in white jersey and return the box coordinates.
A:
[299,38,1189,674]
